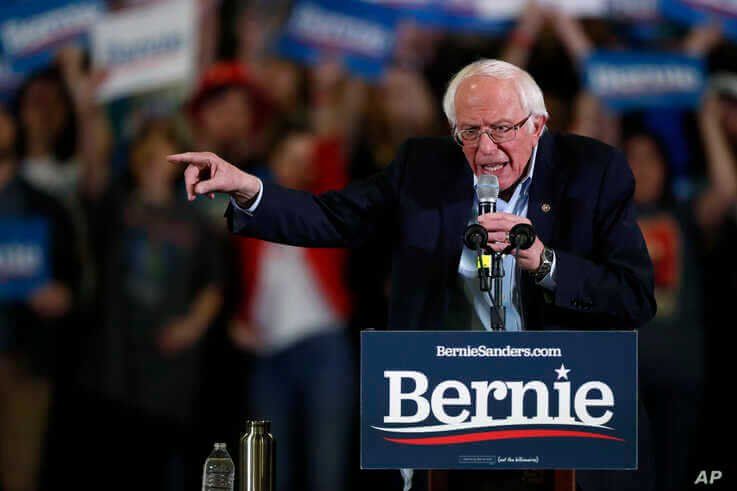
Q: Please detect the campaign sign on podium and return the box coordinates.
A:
[361,331,637,469]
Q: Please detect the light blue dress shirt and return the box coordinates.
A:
[457,143,556,331]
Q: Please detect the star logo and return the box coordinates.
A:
[555,363,570,380]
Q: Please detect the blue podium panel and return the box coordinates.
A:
[361,331,637,470]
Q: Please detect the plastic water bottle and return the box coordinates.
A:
[202,442,235,491]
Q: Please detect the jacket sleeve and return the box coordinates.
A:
[552,150,656,327]
[225,142,407,248]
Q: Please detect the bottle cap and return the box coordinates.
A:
[246,420,271,432]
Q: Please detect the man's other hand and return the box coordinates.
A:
[478,212,544,272]
[167,151,261,205]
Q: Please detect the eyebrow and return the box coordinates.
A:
[460,120,515,128]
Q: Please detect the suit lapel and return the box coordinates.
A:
[527,130,557,246]
[524,131,571,330]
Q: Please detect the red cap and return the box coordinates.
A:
[188,61,272,128]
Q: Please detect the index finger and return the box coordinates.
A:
[479,213,531,231]
[167,152,214,168]
[481,212,522,224]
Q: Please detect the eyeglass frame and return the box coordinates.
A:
[453,113,533,146]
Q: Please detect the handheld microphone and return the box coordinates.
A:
[477,174,499,215]
[463,175,498,292]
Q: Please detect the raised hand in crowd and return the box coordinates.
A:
[683,22,723,57]
[501,0,547,67]
[695,88,737,230]
[310,59,367,141]
[56,45,112,199]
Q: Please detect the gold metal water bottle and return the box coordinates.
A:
[239,420,274,491]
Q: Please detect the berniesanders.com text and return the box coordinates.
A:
[436,345,562,358]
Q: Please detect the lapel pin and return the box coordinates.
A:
[541,203,551,213]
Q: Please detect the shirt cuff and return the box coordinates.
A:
[229,178,263,215]
[536,250,557,291]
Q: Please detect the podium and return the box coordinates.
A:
[361,331,638,490]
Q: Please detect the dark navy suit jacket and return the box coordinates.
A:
[226,131,656,331]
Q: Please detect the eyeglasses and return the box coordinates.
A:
[453,114,532,146]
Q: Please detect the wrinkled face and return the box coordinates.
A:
[625,135,666,205]
[455,76,545,191]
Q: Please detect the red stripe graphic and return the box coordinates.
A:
[384,429,625,445]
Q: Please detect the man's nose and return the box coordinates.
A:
[477,132,499,153]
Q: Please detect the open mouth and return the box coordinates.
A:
[478,161,508,174]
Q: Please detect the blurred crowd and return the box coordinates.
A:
[1,1,736,490]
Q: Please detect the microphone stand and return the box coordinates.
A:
[489,249,505,331]
[473,175,509,331]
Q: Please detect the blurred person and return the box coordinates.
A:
[309,60,368,143]
[695,76,737,484]
[12,49,111,202]
[78,117,224,491]
[501,0,548,70]
[359,66,440,170]
[13,66,78,197]
[621,82,737,490]
[346,66,439,334]
[0,101,80,491]
[544,5,622,146]
[234,1,290,68]
[393,20,440,70]
[258,59,307,118]
[228,128,354,491]
[188,61,273,171]
[624,129,702,491]
[693,84,737,231]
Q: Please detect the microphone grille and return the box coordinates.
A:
[477,174,499,201]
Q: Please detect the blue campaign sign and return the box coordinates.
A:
[361,330,637,469]
[661,0,737,41]
[0,218,50,301]
[610,0,660,20]
[583,50,705,111]
[0,0,105,95]
[275,0,401,80]
[367,0,513,34]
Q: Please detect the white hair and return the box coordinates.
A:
[442,59,548,129]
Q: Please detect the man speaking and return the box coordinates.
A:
[169,59,655,334]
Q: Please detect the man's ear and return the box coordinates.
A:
[531,115,548,140]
